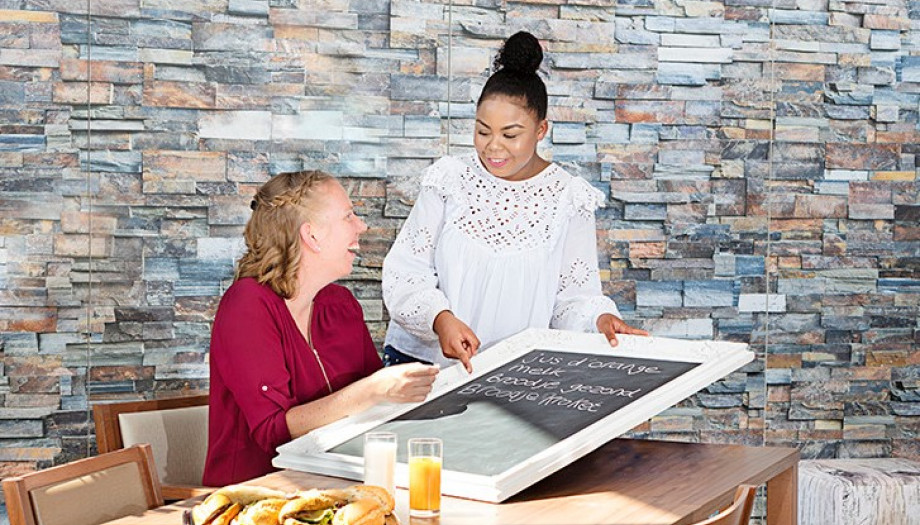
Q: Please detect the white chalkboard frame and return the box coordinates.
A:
[273,328,754,502]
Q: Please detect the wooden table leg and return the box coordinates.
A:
[767,462,798,525]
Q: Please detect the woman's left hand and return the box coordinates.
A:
[596,313,649,347]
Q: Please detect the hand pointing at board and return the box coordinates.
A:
[596,313,650,347]
[433,310,481,374]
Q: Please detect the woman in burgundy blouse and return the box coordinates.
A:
[203,171,439,486]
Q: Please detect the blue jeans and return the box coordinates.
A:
[382,345,432,367]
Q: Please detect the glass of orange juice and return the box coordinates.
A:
[408,437,442,518]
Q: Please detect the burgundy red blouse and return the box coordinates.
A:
[203,278,382,486]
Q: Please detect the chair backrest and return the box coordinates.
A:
[93,395,211,499]
[693,485,757,525]
[2,444,164,525]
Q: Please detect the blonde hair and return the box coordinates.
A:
[235,170,334,298]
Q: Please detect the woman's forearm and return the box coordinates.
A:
[284,377,382,438]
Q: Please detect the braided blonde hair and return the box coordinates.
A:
[236,170,334,298]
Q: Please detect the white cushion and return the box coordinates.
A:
[32,462,149,525]
[119,405,209,486]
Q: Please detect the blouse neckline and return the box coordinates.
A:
[469,153,557,188]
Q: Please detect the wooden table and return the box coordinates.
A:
[106,438,799,525]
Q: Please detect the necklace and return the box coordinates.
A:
[307,325,333,394]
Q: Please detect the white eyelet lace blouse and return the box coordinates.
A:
[382,153,621,367]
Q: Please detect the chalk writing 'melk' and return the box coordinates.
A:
[400,350,700,441]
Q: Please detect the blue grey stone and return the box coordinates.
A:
[890,403,920,416]
[871,30,901,50]
[0,135,45,152]
[624,203,666,220]
[698,393,744,408]
[89,381,137,394]
[772,162,824,180]
[391,75,470,102]
[825,85,874,105]
[192,24,273,52]
[878,279,920,292]
[736,256,765,276]
[706,376,747,394]
[630,123,661,143]
[891,386,920,402]
[873,88,920,107]
[0,420,45,438]
[552,122,587,144]
[61,15,130,45]
[0,81,25,104]
[552,52,656,70]
[656,62,719,85]
[551,144,596,162]
[636,281,683,307]
[659,150,703,165]
[2,333,39,355]
[80,151,142,173]
[591,123,630,143]
[204,66,271,84]
[144,258,180,280]
[404,116,441,138]
[824,104,870,119]
[78,45,139,61]
[766,368,792,385]
[645,17,675,32]
[819,43,869,54]
[229,0,270,16]
[658,125,708,140]
[858,66,896,85]
[684,280,734,307]
[616,18,659,45]
[132,19,192,49]
[898,56,920,82]
[173,283,222,297]
[674,18,724,34]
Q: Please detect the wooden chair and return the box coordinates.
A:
[93,394,212,500]
[2,444,164,525]
[693,485,757,525]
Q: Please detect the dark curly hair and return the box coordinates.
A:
[477,31,548,120]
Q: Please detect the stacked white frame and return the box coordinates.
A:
[273,328,754,502]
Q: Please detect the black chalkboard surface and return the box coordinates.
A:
[330,349,699,476]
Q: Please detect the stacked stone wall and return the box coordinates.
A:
[0,0,917,480]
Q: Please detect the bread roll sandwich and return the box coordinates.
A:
[191,483,398,525]
[234,498,290,525]
[191,485,287,525]
[343,486,394,514]
[280,485,395,525]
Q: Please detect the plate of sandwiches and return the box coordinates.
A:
[187,484,398,525]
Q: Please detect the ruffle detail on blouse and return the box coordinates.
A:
[420,156,464,198]
[561,176,605,221]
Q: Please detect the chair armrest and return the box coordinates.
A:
[162,484,215,502]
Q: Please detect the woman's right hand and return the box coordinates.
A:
[432,310,481,373]
[369,363,439,403]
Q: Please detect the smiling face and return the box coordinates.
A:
[306,180,368,281]
[474,95,549,182]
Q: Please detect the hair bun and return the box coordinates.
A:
[495,31,543,75]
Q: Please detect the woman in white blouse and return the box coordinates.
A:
[382,31,648,373]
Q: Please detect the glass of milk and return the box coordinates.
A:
[363,431,397,496]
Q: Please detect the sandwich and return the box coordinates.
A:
[191,485,287,525]
[191,484,398,525]
[280,485,395,525]
[234,498,291,525]
[343,486,394,515]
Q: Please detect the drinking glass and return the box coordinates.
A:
[408,437,442,518]
[363,431,396,496]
